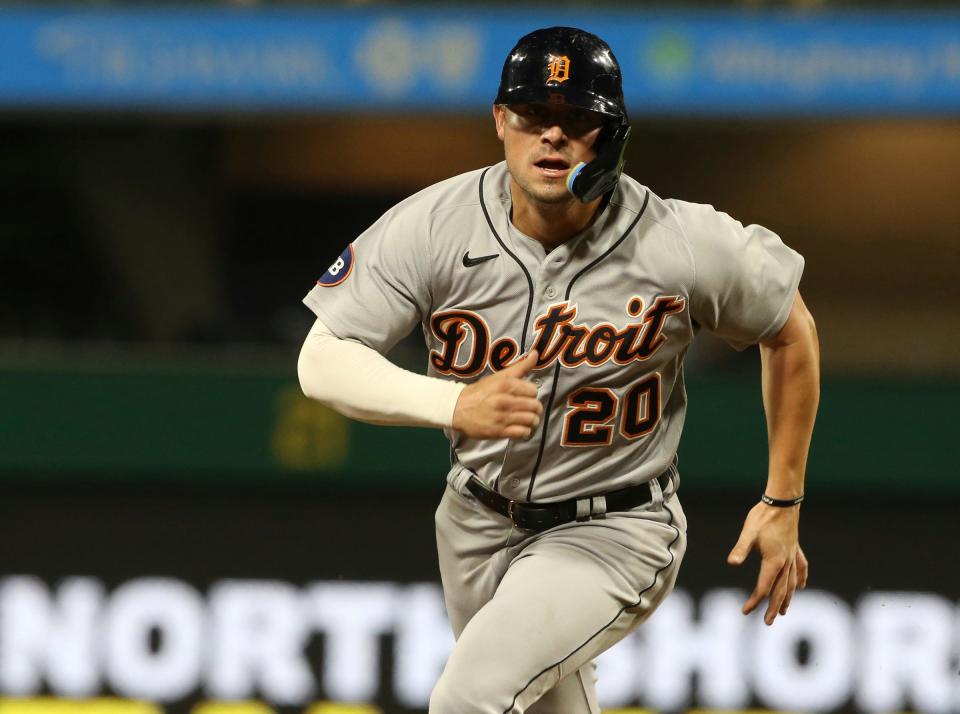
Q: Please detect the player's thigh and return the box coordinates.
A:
[434,484,515,636]
[430,550,613,714]
[431,500,684,713]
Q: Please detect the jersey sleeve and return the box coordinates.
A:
[302,204,433,354]
[671,200,805,351]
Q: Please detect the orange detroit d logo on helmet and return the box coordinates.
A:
[546,55,571,84]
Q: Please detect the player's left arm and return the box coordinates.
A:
[727,291,820,625]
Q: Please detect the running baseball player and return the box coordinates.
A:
[298,27,819,714]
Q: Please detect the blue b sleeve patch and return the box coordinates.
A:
[317,244,354,287]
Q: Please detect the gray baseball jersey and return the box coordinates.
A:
[303,161,803,503]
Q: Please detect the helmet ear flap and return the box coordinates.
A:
[593,117,621,155]
[566,122,631,203]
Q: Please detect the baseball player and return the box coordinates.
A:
[298,27,819,714]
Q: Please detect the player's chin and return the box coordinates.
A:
[525,177,572,204]
[535,187,574,204]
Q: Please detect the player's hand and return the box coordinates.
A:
[726,502,809,626]
[452,351,543,440]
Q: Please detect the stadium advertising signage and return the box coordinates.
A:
[1,8,960,114]
[1,576,956,714]
[1,489,956,714]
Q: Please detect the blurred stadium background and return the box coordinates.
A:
[1,2,958,714]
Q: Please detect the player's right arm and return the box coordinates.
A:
[299,192,540,439]
[298,318,542,439]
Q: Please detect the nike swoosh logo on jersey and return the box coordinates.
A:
[462,251,499,268]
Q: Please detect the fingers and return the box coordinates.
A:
[742,556,781,616]
[483,394,543,439]
[500,350,539,377]
[753,554,803,625]
[499,402,541,439]
[797,546,809,589]
[486,394,542,421]
[505,379,539,398]
[726,529,754,566]
[504,394,543,415]
[505,409,540,428]
[779,560,798,616]
[765,560,792,625]
[502,423,535,439]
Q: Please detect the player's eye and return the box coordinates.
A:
[567,111,604,134]
[509,105,547,130]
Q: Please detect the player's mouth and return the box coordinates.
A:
[534,157,570,179]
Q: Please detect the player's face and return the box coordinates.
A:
[494,103,606,205]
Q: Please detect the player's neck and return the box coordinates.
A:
[509,183,603,252]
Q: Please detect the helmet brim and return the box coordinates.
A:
[494,84,626,121]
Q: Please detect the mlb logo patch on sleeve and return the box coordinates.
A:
[317,245,355,287]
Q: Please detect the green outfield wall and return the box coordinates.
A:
[1,363,954,495]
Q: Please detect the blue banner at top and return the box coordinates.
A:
[1,7,960,115]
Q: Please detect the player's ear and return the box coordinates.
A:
[493,104,506,142]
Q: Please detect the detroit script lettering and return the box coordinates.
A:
[429,295,686,378]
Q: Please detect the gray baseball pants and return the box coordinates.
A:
[430,472,687,714]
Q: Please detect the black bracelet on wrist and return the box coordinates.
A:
[761,493,804,507]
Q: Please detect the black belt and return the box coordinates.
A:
[465,469,673,533]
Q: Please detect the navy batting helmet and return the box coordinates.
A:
[495,26,628,121]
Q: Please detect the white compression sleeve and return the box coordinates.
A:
[297,317,465,429]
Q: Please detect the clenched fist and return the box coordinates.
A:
[452,351,544,440]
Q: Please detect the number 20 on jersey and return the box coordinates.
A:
[562,374,661,447]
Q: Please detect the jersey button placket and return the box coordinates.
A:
[544,285,557,299]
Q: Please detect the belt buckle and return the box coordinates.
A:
[507,500,536,531]
[507,499,531,530]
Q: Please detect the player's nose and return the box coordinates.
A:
[539,122,567,146]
